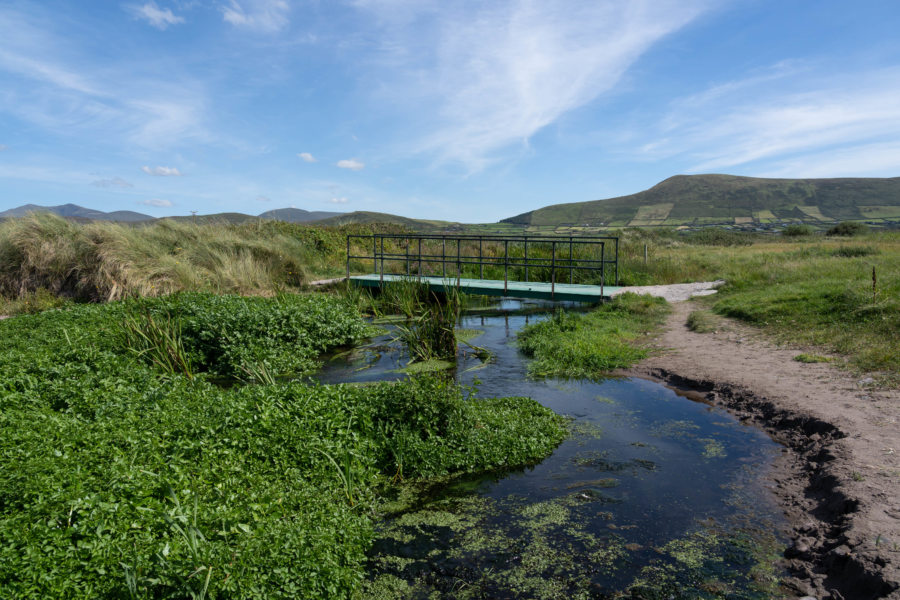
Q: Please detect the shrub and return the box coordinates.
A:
[782,224,815,237]
[826,221,869,236]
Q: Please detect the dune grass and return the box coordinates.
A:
[0,213,406,308]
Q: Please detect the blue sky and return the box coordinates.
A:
[1,0,899,222]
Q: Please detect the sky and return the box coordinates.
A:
[1,0,899,222]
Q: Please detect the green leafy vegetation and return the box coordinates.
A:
[794,353,833,363]
[518,293,670,379]
[827,221,869,236]
[0,293,565,598]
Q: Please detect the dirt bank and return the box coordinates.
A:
[628,300,900,600]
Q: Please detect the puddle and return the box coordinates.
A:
[319,299,788,598]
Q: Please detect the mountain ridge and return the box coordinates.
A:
[503,174,900,227]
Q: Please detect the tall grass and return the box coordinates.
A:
[0,213,405,304]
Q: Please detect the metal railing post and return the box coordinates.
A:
[479,237,483,279]
[601,242,605,298]
[379,236,385,284]
[569,236,573,284]
[346,236,350,280]
[551,241,556,299]
[418,237,422,279]
[456,239,461,288]
[442,236,446,278]
[372,235,377,275]
[524,236,529,282]
[405,238,410,275]
[504,240,508,294]
[614,238,619,285]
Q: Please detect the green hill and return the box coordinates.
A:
[502,174,900,228]
[314,211,458,231]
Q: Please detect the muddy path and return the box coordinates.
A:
[628,300,900,600]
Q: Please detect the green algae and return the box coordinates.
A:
[700,438,728,459]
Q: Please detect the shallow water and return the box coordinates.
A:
[319,300,788,598]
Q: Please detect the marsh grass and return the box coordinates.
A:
[518,293,670,379]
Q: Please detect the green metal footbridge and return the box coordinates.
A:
[346,234,621,302]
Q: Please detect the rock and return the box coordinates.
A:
[831,544,851,557]
[857,377,876,387]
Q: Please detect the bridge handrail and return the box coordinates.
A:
[345,233,619,298]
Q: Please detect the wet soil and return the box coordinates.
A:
[628,300,900,600]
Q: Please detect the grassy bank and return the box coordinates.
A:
[618,229,900,380]
[0,213,407,307]
[0,293,565,598]
[518,293,670,379]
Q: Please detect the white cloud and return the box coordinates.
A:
[139,198,173,207]
[639,67,900,176]
[355,0,709,170]
[256,195,271,202]
[336,159,364,171]
[0,144,6,151]
[141,165,183,176]
[222,0,289,32]
[92,176,134,188]
[297,152,316,163]
[329,197,349,204]
[128,2,185,30]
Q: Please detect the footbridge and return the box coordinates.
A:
[346,234,621,302]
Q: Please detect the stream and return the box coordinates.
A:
[319,299,788,599]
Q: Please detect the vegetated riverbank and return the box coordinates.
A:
[630,301,900,600]
[0,292,565,598]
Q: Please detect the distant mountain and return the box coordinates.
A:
[0,203,153,222]
[502,174,900,227]
[314,211,458,231]
[258,208,344,222]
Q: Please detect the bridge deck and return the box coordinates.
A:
[350,274,620,302]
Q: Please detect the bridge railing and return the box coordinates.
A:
[346,233,618,295]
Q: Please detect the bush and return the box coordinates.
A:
[782,224,815,237]
[826,221,869,236]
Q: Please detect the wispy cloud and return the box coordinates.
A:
[355,0,709,170]
[0,7,209,150]
[92,176,134,188]
[256,195,271,202]
[128,2,185,30]
[222,0,289,32]
[329,196,349,204]
[0,144,7,151]
[141,165,183,176]
[640,67,900,176]
[336,159,364,171]
[297,152,316,163]
[139,198,173,207]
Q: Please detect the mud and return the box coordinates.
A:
[628,301,900,600]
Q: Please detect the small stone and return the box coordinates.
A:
[857,377,876,387]
[798,596,818,600]
[831,544,851,557]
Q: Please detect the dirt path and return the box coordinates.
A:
[628,300,900,599]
